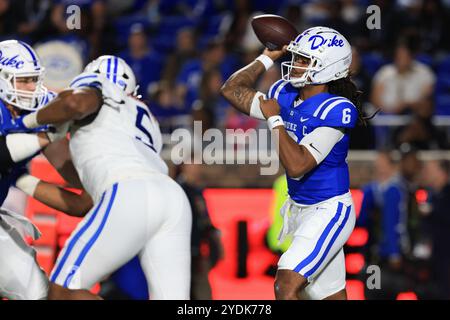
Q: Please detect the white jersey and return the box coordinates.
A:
[50,72,191,299]
[68,77,168,201]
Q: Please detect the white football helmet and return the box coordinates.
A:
[0,40,47,110]
[84,55,137,95]
[281,26,352,88]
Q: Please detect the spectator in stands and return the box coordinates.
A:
[161,27,198,86]
[193,68,228,129]
[349,47,375,149]
[421,160,450,299]
[175,39,237,116]
[325,0,363,41]
[358,151,415,299]
[359,152,409,267]
[13,0,53,42]
[393,115,449,150]
[147,80,190,132]
[224,0,250,49]
[50,0,106,59]
[281,4,307,34]
[399,143,429,274]
[418,0,450,53]
[157,0,216,19]
[175,162,224,300]
[354,0,397,51]
[120,23,163,100]
[106,0,148,17]
[350,47,371,104]
[371,40,435,116]
[0,0,17,38]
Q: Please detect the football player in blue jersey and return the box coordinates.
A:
[222,27,363,300]
[0,40,93,300]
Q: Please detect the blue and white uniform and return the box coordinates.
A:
[268,79,357,300]
[49,72,192,299]
[0,90,56,300]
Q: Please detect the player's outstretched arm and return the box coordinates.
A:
[43,138,84,189]
[32,180,93,217]
[36,88,102,124]
[220,60,266,115]
[221,47,286,117]
[9,88,102,132]
[16,174,93,217]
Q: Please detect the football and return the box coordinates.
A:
[251,14,299,50]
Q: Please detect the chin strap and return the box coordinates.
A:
[132,85,142,99]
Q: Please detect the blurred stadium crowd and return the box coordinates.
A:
[1,0,449,299]
[1,0,449,145]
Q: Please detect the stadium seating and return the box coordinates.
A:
[435,93,450,115]
[361,52,387,76]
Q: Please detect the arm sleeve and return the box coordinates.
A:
[6,134,41,163]
[69,72,103,90]
[299,126,344,164]
[0,133,42,172]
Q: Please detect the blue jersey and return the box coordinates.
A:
[0,91,57,206]
[267,80,358,205]
[0,160,28,205]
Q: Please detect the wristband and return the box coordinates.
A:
[23,112,40,129]
[16,174,40,196]
[255,54,274,71]
[267,115,284,130]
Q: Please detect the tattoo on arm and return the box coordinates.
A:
[221,61,266,115]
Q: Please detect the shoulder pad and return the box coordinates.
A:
[69,72,103,90]
[313,96,358,128]
[266,80,298,110]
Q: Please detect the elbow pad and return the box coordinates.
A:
[300,127,344,165]
[6,133,42,163]
[249,91,266,120]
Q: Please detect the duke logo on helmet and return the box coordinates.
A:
[0,52,25,69]
[281,26,352,88]
[0,40,47,110]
